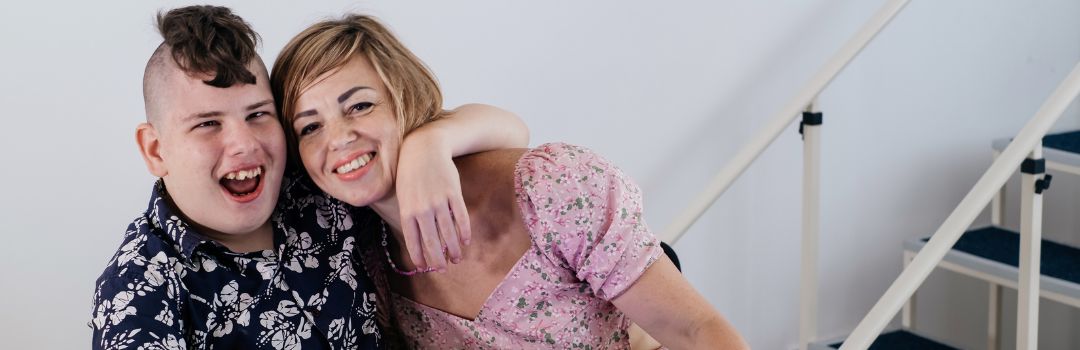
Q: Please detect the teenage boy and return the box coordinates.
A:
[90,6,527,349]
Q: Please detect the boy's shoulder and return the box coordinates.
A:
[90,210,189,341]
[96,187,198,284]
[96,213,182,283]
[92,184,195,322]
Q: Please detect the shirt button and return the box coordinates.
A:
[307,307,321,318]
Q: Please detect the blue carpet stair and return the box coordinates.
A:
[902,226,1080,315]
[825,330,958,349]
[993,130,1080,173]
[819,227,1080,350]
[1042,130,1080,154]
[920,227,1080,285]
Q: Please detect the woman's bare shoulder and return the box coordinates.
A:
[454,148,529,194]
[454,148,529,195]
[453,149,529,175]
[454,149,531,236]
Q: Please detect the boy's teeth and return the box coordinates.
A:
[225,167,261,181]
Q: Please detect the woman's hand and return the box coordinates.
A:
[396,131,471,270]
[394,103,528,270]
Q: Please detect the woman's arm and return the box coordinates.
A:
[612,256,749,350]
[513,143,746,349]
[415,103,530,156]
[629,322,663,350]
[395,103,529,270]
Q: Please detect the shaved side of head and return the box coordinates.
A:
[143,44,174,125]
[141,5,262,126]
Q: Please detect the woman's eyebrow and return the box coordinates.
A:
[338,86,373,103]
[295,86,375,120]
[294,109,318,120]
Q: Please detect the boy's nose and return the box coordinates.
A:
[225,124,260,156]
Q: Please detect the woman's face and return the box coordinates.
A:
[290,55,400,206]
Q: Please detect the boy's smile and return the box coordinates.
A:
[138,56,286,246]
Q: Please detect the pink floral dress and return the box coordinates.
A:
[369,143,663,349]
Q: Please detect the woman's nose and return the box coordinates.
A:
[327,118,358,151]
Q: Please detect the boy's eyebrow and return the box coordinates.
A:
[186,99,274,121]
[246,99,274,111]
[187,111,224,121]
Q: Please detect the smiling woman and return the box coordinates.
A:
[284,55,408,209]
[271,14,749,349]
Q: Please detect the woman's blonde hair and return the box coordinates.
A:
[271,14,443,162]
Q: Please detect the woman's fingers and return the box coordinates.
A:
[450,196,472,246]
[436,206,462,264]
[416,214,448,270]
[401,216,428,270]
[398,194,471,271]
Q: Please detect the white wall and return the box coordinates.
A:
[1,0,1078,348]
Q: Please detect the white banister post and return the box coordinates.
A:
[988,150,1004,350]
[991,150,1006,226]
[988,283,1001,350]
[799,104,822,350]
[1017,145,1044,350]
[900,251,916,330]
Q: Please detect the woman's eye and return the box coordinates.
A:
[299,123,321,136]
[349,102,374,114]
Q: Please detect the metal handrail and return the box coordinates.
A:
[661,0,910,244]
[656,2,909,349]
[840,61,1080,350]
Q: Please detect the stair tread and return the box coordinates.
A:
[992,130,1080,175]
[1042,130,1080,154]
[904,226,1080,300]
[993,130,1080,154]
[813,330,958,350]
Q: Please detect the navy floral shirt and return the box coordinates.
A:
[90,175,380,350]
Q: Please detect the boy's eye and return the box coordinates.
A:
[349,102,373,114]
[194,120,220,129]
[299,122,321,136]
[247,111,270,120]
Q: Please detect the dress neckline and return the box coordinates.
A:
[389,243,537,322]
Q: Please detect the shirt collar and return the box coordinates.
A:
[146,179,214,260]
[146,177,305,262]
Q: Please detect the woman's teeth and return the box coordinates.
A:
[336,153,373,174]
[224,167,262,180]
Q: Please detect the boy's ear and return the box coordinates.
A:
[136,122,168,177]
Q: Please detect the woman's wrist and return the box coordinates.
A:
[401,122,454,159]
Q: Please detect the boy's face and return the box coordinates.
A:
[138,60,286,237]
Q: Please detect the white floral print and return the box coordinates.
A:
[91,176,381,349]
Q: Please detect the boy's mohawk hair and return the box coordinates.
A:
[156,5,260,88]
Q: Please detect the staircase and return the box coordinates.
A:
[812,131,1080,349]
[658,0,1080,347]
